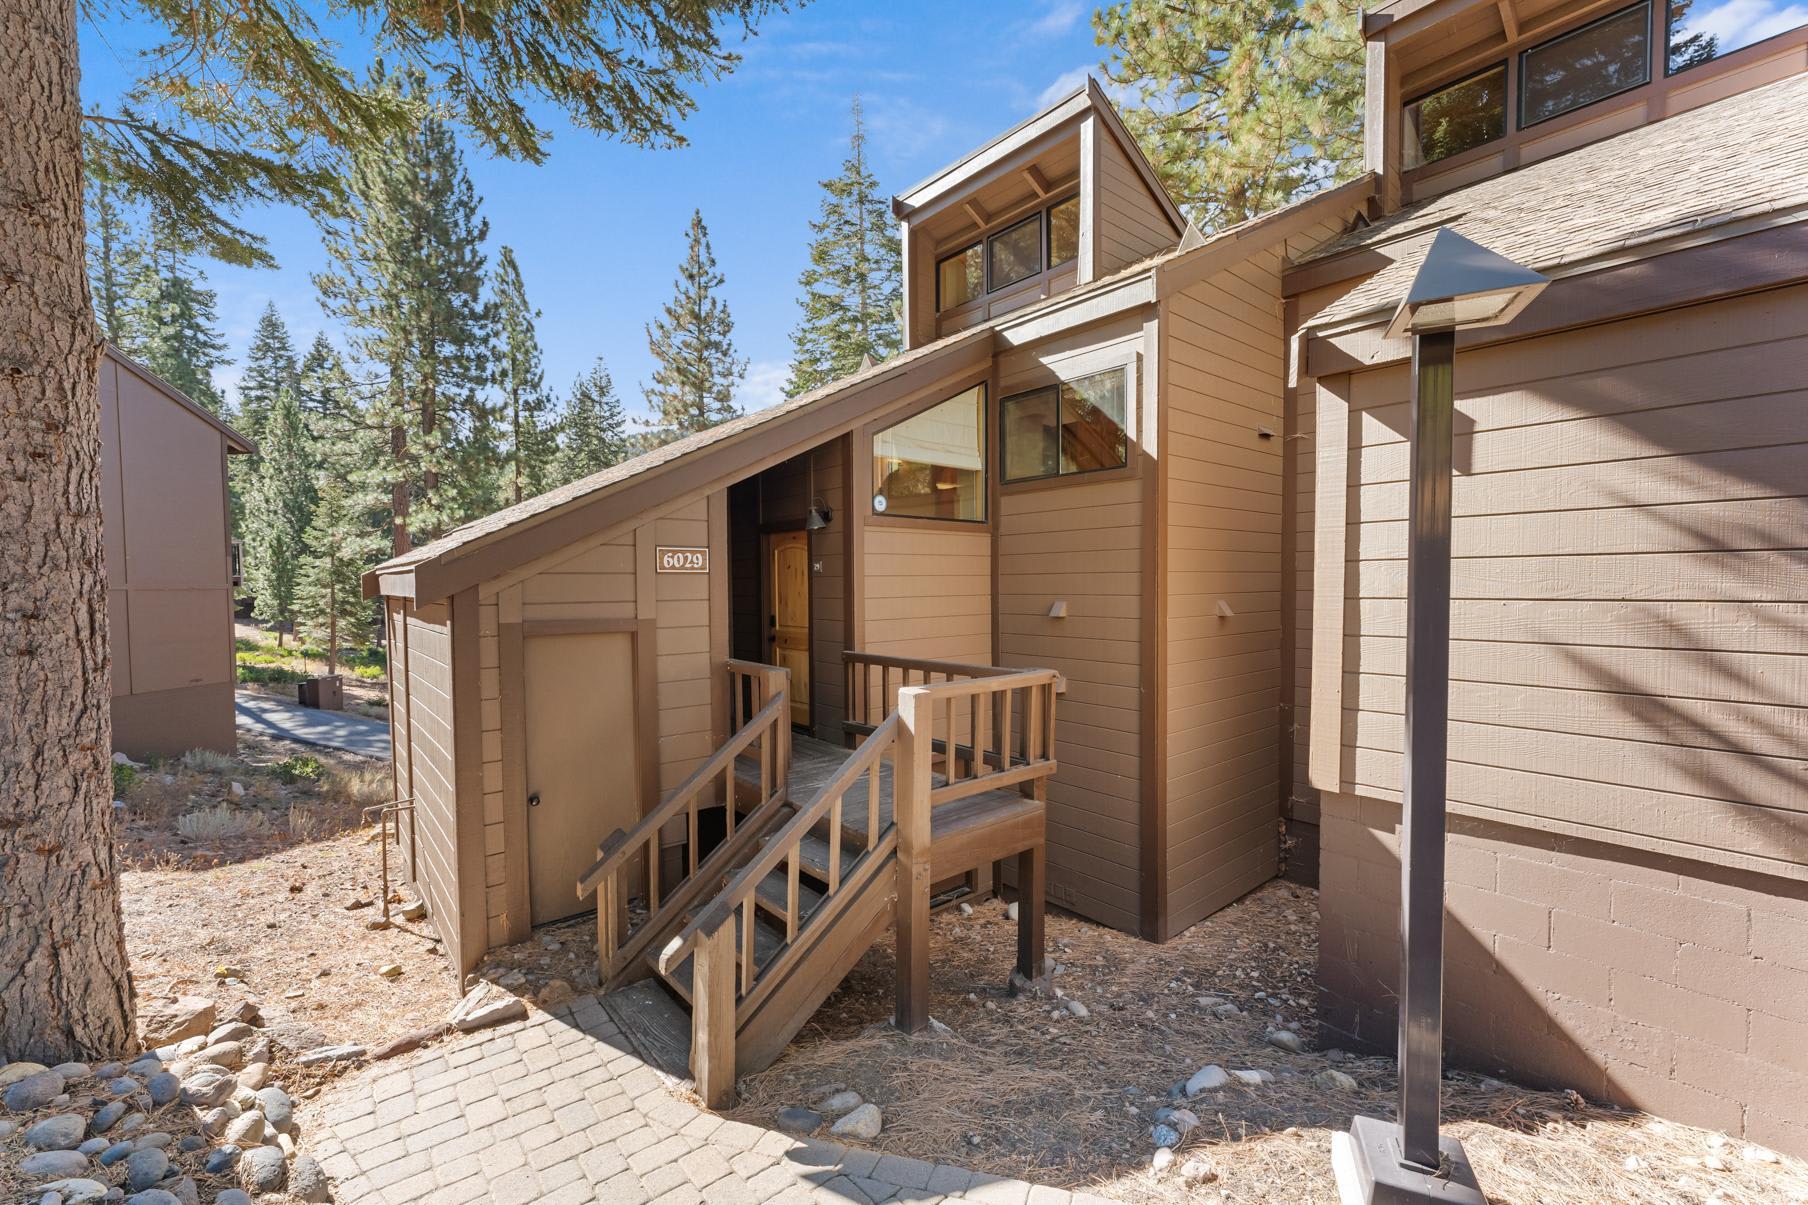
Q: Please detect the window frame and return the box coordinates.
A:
[1401,60,1510,169]
[1045,193,1081,271]
[934,241,984,314]
[986,211,1045,295]
[1517,0,1654,129]
[1000,366,1133,487]
[868,382,990,525]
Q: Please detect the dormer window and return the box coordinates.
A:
[937,244,984,311]
[934,194,1082,314]
[1404,64,1507,167]
[1520,2,1652,126]
[989,215,1043,290]
[1048,197,1079,268]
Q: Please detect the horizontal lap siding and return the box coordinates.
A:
[655,502,716,790]
[478,599,507,947]
[999,475,1143,932]
[1162,244,1299,935]
[403,607,466,969]
[1095,129,1177,276]
[861,525,993,664]
[1334,283,1808,879]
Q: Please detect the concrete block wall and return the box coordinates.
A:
[1317,791,1808,1157]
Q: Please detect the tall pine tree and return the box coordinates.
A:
[641,209,746,446]
[316,83,494,554]
[85,167,132,344]
[235,302,299,444]
[243,385,313,644]
[785,97,902,396]
[1097,0,1365,230]
[491,246,560,504]
[121,215,230,413]
[298,332,355,422]
[297,471,381,675]
[558,358,631,483]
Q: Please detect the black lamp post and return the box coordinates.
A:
[1338,229,1547,1205]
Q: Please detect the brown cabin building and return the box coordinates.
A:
[367,10,1808,1151]
[102,345,253,758]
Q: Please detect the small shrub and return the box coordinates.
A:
[238,663,307,686]
[274,754,325,784]
[350,663,385,681]
[180,748,239,775]
[176,805,268,840]
[327,764,393,812]
[111,762,137,798]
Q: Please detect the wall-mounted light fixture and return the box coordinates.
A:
[1047,600,1068,619]
[805,501,833,531]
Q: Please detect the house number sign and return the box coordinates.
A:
[655,546,709,574]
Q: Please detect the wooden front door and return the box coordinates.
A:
[766,530,811,728]
[524,630,639,926]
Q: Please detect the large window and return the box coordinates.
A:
[988,215,1043,291]
[1002,369,1129,484]
[937,243,983,311]
[1521,2,1652,126]
[1047,196,1080,268]
[872,384,987,521]
[1668,0,1800,71]
[1403,64,1508,167]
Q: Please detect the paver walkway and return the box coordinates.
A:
[307,992,1115,1205]
[236,689,391,760]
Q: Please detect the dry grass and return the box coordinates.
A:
[729,883,1808,1204]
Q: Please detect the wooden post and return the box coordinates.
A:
[692,913,739,1109]
[894,686,934,1033]
[1016,842,1046,980]
[596,867,619,986]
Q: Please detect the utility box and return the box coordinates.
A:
[298,675,344,711]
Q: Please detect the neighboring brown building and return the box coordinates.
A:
[1285,1,1808,1158]
[101,345,252,758]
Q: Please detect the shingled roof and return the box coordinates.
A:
[1299,71,1808,330]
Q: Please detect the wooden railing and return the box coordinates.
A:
[662,711,902,1104]
[843,650,1016,742]
[577,660,791,991]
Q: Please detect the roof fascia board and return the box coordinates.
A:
[1086,79,1189,235]
[1364,0,1485,40]
[1156,174,1378,299]
[992,271,1156,347]
[407,335,995,604]
[896,92,1091,216]
[107,343,257,454]
[1302,221,1808,376]
[367,567,417,601]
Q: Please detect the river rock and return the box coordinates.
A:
[775,1107,821,1134]
[178,1066,235,1107]
[195,1041,244,1070]
[77,1137,108,1155]
[124,1147,170,1192]
[1151,1123,1181,1148]
[1317,1068,1358,1091]
[35,1179,109,1202]
[207,1022,255,1046]
[289,1152,330,1203]
[224,1110,265,1146]
[1230,1068,1273,1086]
[449,983,527,1033]
[138,997,215,1047]
[203,1145,241,1175]
[1180,1156,1219,1184]
[215,1192,252,1205]
[254,1086,293,1132]
[200,1107,231,1136]
[236,1063,269,1091]
[136,1130,173,1149]
[1211,1001,1242,1019]
[99,1140,135,1165]
[1151,1147,1175,1173]
[113,1110,148,1136]
[1186,1064,1229,1094]
[829,1103,883,1140]
[239,1144,286,1193]
[19,1149,91,1179]
[1266,1029,1305,1054]
[145,1072,180,1106]
[26,1113,87,1150]
[90,1101,127,1134]
[167,1179,199,1205]
[815,1090,863,1118]
[51,1062,92,1081]
[3,1068,65,1111]
[296,1044,365,1067]
[123,1192,181,1205]
[0,1060,49,1087]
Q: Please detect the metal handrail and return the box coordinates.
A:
[360,796,417,928]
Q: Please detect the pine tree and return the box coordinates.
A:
[121,216,231,413]
[491,246,561,504]
[298,333,356,422]
[297,471,381,676]
[316,87,495,554]
[786,98,902,396]
[235,303,300,443]
[558,358,631,483]
[1097,0,1366,230]
[85,167,133,344]
[641,209,746,446]
[243,385,313,644]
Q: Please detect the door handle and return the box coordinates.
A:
[528,792,541,807]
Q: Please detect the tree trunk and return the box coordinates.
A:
[0,0,136,1060]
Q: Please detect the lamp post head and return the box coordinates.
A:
[1385,228,1549,340]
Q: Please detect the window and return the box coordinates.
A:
[1002,369,1129,484]
[988,214,1043,292]
[1404,64,1508,167]
[937,243,983,312]
[1047,196,1079,268]
[1521,2,1651,126]
[1668,0,1799,72]
[872,384,987,521]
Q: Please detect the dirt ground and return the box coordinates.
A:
[730,883,1808,1205]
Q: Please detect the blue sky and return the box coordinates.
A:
[80,1,1112,422]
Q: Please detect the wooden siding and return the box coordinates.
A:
[654,502,716,789]
[1162,216,1352,935]
[1094,126,1179,276]
[861,524,994,664]
[401,603,470,969]
[1308,282,1808,881]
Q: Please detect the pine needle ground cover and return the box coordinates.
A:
[728,883,1808,1204]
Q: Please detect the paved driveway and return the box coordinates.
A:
[306,993,1113,1205]
[236,689,391,761]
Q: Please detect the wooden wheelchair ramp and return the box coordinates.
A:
[575,654,1061,1106]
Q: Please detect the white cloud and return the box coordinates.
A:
[736,359,790,413]
[1036,66,1093,110]
[1685,0,1808,48]
[1025,1,1084,38]
[864,95,954,163]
